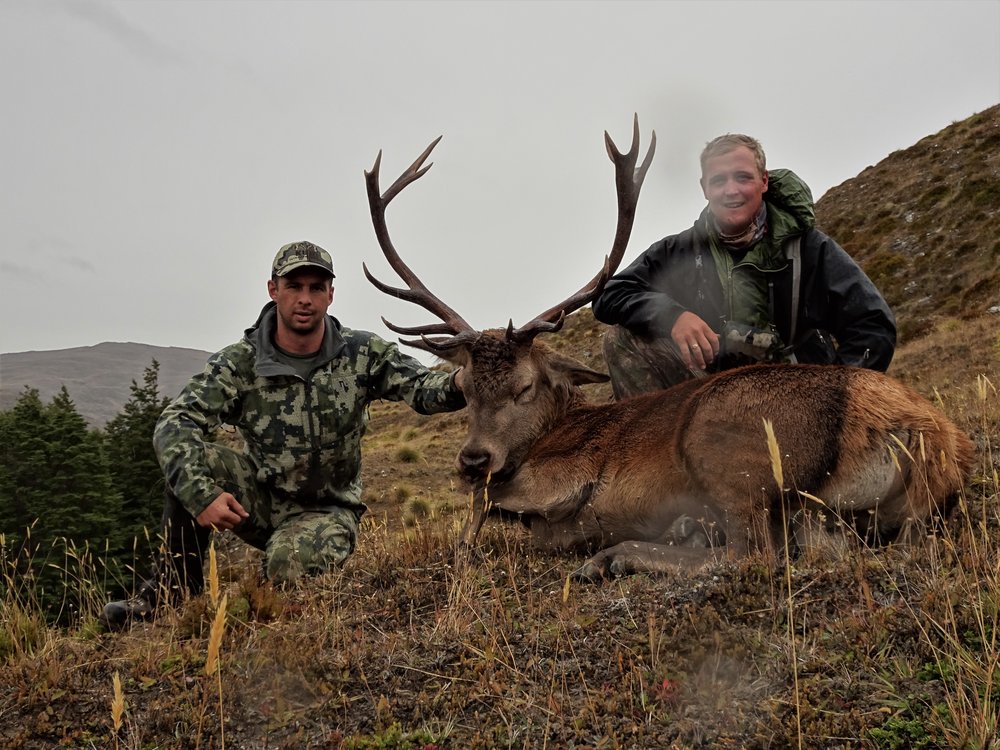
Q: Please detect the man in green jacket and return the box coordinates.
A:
[592,134,896,399]
[101,241,465,629]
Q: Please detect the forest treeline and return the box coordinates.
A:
[0,361,168,623]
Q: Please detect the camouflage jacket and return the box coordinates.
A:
[154,303,465,518]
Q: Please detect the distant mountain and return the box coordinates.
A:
[0,342,212,427]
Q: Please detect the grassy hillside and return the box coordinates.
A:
[815,104,1000,343]
[2,108,998,749]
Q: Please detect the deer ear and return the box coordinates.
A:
[547,352,610,385]
[567,367,611,386]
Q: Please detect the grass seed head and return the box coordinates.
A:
[205,594,228,676]
[111,671,124,732]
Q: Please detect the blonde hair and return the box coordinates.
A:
[700,134,766,177]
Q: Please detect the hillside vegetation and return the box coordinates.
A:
[1,107,998,749]
[816,104,999,342]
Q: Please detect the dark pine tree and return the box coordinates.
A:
[0,388,50,560]
[0,386,123,621]
[104,359,170,560]
[45,387,123,542]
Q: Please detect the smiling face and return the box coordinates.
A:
[700,145,769,235]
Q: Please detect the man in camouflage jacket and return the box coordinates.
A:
[101,241,465,629]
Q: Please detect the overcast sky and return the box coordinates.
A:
[2,0,998,364]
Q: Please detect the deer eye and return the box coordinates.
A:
[514,384,533,403]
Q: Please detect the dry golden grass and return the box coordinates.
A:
[110,671,124,738]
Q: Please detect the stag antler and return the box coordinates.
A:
[508,114,655,343]
[364,137,479,353]
[366,118,654,350]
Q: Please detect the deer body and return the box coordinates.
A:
[363,120,976,579]
[450,334,974,578]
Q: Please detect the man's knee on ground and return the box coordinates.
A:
[265,515,357,585]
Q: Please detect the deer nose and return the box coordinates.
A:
[458,449,492,481]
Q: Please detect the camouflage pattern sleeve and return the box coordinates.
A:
[364,333,466,414]
[153,344,246,517]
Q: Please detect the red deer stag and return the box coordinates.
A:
[363,118,976,580]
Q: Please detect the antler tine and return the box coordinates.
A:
[604,114,656,274]
[400,331,482,355]
[379,136,442,205]
[365,138,476,338]
[377,315,459,337]
[510,116,655,342]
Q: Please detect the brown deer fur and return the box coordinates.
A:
[444,333,975,579]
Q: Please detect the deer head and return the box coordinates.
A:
[364,117,655,488]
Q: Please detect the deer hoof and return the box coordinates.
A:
[571,553,614,583]
[573,548,644,582]
[607,556,637,578]
[571,562,605,583]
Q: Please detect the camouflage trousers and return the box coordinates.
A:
[154,443,360,599]
[602,325,705,401]
[602,323,787,400]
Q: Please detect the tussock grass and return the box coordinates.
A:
[395,446,423,464]
[402,497,432,528]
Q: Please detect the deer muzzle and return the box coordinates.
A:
[458,447,492,483]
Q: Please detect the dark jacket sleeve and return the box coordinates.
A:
[592,236,691,338]
[800,229,896,371]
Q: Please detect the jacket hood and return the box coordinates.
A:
[765,168,815,240]
[243,301,346,376]
[245,301,275,343]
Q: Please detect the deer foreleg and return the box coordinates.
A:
[571,540,727,582]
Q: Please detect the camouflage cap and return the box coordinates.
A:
[272,241,335,278]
